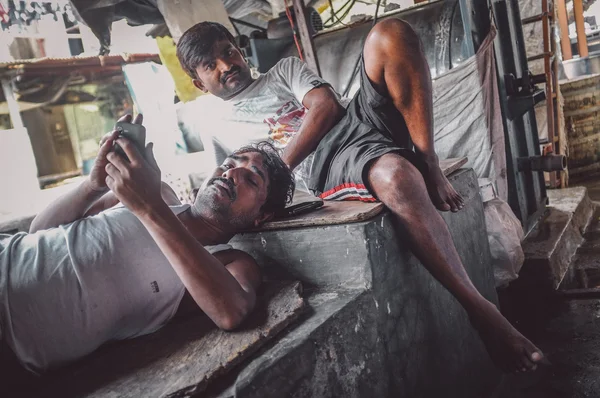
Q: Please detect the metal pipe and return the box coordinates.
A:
[517,155,567,172]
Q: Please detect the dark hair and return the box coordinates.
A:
[177,22,238,80]
[231,142,295,214]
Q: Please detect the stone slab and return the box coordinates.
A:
[227,168,502,397]
[36,281,306,398]
[522,208,584,289]
[547,187,595,234]
[522,187,596,290]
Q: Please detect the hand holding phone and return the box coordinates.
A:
[113,121,146,161]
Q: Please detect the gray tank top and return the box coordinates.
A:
[0,204,231,374]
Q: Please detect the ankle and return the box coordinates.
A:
[464,296,498,319]
[417,151,438,164]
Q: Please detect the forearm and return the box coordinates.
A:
[138,204,253,330]
[283,98,345,170]
[29,179,107,233]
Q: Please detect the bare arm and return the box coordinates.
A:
[29,126,121,233]
[282,86,345,170]
[30,114,145,232]
[140,205,259,329]
[29,179,108,233]
[82,182,181,218]
[105,137,258,330]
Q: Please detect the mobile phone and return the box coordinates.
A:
[276,199,324,218]
[113,121,146,161]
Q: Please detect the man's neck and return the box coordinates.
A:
[221,77,256,101]
[178,208,234,246]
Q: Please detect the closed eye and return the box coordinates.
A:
[247,176,258,187]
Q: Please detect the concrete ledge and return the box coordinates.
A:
[521,187,596,290]
[227,168,501,397]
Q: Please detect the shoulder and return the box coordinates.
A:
[268,57,305,76]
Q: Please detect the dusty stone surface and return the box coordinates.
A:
[224,169,502,398]
[32,282,305,398]
[498,294,600,398]
[548,187,595,233]
[522,187,596,289]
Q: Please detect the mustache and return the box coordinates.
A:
[208,177,237,200]
[220,66,241,84]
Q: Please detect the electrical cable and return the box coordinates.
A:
[322,0,353,24]
[285,1,305,62]
[229,17,242,37]
[342,0,382,98]
[323,0,357,28]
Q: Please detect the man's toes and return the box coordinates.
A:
[519,352,536,371]
[438,202,451,212]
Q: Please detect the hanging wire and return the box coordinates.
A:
[229,17,242,37]
[323,0,357,28]
[285,1,305,62]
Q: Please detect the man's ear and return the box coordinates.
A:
[254,211,274,227]
[192,78,207,93]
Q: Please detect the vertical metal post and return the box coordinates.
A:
[556,0,572,60]
[573,0,589,57]
[1,78,24,130]
[491,0,547,233]
[291,0,321,76]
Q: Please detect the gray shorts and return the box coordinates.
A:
[308,58,427,201]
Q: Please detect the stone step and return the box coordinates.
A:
[559,206,600,291]
[521,187,595,290]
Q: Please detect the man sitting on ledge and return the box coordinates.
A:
[176,20,544,373]
[0,114,295,381]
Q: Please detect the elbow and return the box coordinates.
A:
[328,97,345,123]
[216,294,256,331]
[28,218,43,234]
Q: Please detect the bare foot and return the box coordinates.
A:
[471,300,545,373]
[424,161,464,212]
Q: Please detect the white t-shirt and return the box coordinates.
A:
[188,57,332,187]
[0,204,231,374]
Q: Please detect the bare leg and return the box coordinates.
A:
[368,153,543,372]
[363,18,463,212]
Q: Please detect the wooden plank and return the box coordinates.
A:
[291,0,321,76]
[573,0,589,57]
[556,0,572,60]
[256,157,468,231]
[259,201,386,231]
[439,157,468,176]
[39,282,306,398]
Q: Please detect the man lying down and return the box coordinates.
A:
[0,115,295,378]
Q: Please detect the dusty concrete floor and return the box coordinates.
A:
[495,178,600,398]
[497,292,600,398]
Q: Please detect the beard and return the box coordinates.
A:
[194,188,256,230]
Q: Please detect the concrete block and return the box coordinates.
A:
[522,187,597,290]
[227,169,501,397]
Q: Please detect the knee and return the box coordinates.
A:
[368,155,424,203]
[365,19,421,55]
